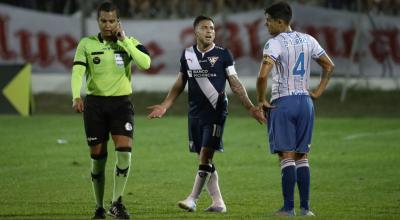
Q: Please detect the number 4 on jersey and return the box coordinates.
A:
[293,52,305,77]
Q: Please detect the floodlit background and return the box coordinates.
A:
[0,0,399,219]
[1,0,400,95]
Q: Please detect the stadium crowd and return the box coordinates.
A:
[1,0,400,17]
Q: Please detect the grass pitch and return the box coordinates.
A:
[0,115,399,219]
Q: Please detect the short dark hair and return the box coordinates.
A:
[193,15,214,28]
[97,1,119,19]
[265,2,292,24]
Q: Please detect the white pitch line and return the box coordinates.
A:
[343,129,400,141]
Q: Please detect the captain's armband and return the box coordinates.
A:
[262,55,275,65]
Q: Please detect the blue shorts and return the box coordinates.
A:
[267,95,314,154]
[188,116,226,153]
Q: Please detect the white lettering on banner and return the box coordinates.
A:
[1,3,400,77]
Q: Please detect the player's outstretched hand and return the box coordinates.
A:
[249,106,267,124]
[72,98,84,113]
[147,105,167,119]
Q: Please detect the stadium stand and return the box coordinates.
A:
[1,0,399,17]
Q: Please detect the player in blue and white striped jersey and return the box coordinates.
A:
[148,15,265,213]
[256,2,335,217]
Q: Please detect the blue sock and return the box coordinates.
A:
[296,159,310,210]
[280,158,296,210]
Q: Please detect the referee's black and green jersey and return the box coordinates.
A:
[71,33,151,99]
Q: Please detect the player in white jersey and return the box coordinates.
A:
[256,2,335,216]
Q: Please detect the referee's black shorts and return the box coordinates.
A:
[83,95,134,146]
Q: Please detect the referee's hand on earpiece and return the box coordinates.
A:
[112,22,126,41]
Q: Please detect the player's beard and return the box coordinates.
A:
[201,36,214,48]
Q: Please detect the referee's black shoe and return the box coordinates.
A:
[92,207,106,219]
[107,197,130,219]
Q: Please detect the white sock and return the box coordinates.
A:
[206,170,225,206]
[187,165,212,201]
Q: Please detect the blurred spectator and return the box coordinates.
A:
[187,0,223,17]
[0,0,78,15]
[0,0,38,10]
[325,0,345,9]
[0,0,399,17]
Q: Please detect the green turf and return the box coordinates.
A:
[33,89,400,117]
[0,116,399,219]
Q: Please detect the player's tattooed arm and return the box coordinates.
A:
[228,74,254,110]
[228,74,266,124]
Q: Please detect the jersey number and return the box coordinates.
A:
[292,52,305,76]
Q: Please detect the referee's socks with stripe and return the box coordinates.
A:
[90,153,107,209]
[112,147,131,203]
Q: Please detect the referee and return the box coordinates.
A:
[71,2,150,219]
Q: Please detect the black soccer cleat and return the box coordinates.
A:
[107,197,131,219]
[92,207,106,219]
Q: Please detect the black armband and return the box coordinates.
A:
[73,61,87,67]
[136,44,150,56]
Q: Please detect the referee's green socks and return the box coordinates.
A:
[112,147,132,202]
[91,153,107,208]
